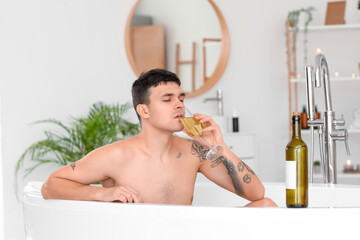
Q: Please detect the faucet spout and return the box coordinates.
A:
[314,54,332,111]
[203,89,223,116]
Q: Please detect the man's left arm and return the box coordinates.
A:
[189,113,265,202]
[195,140,265,201]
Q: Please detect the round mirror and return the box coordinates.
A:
[125,0,229,98]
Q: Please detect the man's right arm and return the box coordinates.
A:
[41,143,143,203]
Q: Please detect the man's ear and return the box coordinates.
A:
[136,104,150,119]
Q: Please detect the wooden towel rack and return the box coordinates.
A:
[175,42,196,92]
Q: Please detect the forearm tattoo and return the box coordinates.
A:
[243,174,251,184]
[191,141,244,196]
[237,161,244,172]
[70,162,76,171]
[237,161,255,175]
[221,156,244,196]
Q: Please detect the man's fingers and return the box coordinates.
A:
[117,193,128,203]
[121,190,134,203]
[201,125,218,132]
[194,114,217,127]
[111,186,143,203]
[119,187,144,203]
[126,187,144,203]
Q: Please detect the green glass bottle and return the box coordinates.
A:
[286,111,308,208]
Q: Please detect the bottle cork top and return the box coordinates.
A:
[293,111,300,116]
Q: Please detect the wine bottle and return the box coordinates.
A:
[286,111,308,208]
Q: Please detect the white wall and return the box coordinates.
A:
[0,0,359,239]
[0,99,4,240]
[0,1,137,239]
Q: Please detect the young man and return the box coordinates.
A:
[41,69,276,207]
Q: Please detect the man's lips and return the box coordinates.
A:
[174,114,184,119]
[173,110,185,119]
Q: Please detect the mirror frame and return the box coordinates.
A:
[124,0,230,98]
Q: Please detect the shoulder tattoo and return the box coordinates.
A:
[191,140,208,162]
[70,161,76,171]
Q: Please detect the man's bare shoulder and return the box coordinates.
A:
[172,134,193,145]
[98,136,138,156]
[172,135,197,154]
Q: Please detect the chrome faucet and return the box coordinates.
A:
[305,54,350,184]
[203,89,224,116]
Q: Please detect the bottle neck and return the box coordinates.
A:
[292,116,301,139]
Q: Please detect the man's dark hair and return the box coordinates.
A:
[131,68,181,121]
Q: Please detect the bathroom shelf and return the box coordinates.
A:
[296,24,360,31]
[314,173,360,178]
[302,128,360,135]
[290,76,360,83]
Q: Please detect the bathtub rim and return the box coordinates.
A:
[23,181,360,210]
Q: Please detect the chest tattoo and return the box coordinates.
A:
[177,152,182,158]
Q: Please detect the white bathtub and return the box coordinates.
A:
[23,180,360,240]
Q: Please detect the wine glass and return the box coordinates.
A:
[180,108,224,160]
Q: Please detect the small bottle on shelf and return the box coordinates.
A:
[300,105,309,129]
[232,109,239,132]
[315,106,321,120]
[314,106,321,129]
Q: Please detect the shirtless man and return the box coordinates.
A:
[41,69,276,207]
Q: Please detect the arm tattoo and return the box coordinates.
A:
[70,162,76,171]
[221,156,244,196]
[237,161,244,172]
[177,152,182,158]
[237,161,255,175]
[243,174,252,184]
[191,141,244,196]
[244,162,255,175]
[191,141,208,162]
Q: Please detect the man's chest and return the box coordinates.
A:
[112,161,198,204]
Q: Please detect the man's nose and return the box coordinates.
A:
[175,99,184,109]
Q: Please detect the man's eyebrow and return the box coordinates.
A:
[161,92,186,97]
[161,93,174,97]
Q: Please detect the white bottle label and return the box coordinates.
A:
[286,161,296,189]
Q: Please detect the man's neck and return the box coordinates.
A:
[137,126,175,161]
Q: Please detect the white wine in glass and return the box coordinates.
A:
[180,109,224,161]
[180,117,204,138]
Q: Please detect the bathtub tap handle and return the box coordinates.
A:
[331,129,350,156]
[333,114,345,127]
[345,131,350,156]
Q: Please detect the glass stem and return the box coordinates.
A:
[200,136,213,150]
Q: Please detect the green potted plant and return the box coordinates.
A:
[286,7,315,68]
[15,101,140,192]
[313,160,321,174]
